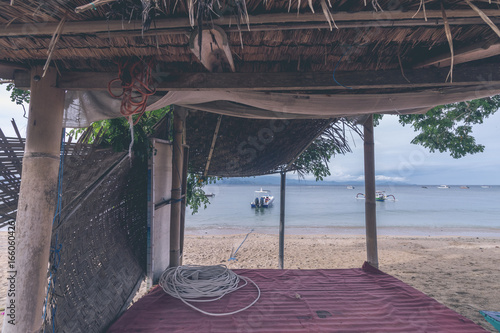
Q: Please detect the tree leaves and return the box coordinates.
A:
[398,96,500,159]
[6,83,30,117]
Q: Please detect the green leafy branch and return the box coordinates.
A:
[398,96,500,158]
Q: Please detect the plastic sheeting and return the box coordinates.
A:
[63,85,500,127]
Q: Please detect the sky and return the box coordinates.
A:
[326,112,500,185]
[1,85,499,185]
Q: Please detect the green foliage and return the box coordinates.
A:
[372,114,383,126]
[6,84,30,116]
[68,108,215,214]
[398,96,500,158]
[186,174,220,214]
[293,121,361,181]
[294,138,345,181]
[69,107,170,161]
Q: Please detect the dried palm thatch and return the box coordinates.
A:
[180,110,356,177]
[1,0,500,77]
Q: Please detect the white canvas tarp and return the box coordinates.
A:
[63,85,500,127]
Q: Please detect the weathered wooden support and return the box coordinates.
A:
[14,63,500,92]
[203,115,222,178]
[363,115,379,268]
[279,171,286,269]
[415,41,500,68]
[1,10,499,37]
[179,145,189,266]
[2,66,64,332]
[170,108,185,267]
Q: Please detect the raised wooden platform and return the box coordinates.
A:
[108,263,486,332]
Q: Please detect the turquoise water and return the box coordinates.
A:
[186,185,500,237]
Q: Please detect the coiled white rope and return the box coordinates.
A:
[158,265,261,316]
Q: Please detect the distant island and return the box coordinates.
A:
[215,175,412,186]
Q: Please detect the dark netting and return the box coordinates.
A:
[43,148,148,333]
[184,110,334,177]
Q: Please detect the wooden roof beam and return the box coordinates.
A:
[415,41,500,68]
[0,61,28,80]
[13,63,500,91]
[1,9,500,37]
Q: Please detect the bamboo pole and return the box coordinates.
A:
[170,108,185,267]
[2,66,64,333]
[179,145,189,266]
[279,171,286,269]
[363,115,379,268]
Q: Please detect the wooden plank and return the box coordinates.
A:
[14,63,500,91]
[99,17,497,38]
[0,61,28,80]
[2,9,500,37]
[415,42,500,68]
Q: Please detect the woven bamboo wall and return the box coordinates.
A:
[43,149,148,332]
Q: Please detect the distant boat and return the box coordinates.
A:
[356,191,396,202]
[375,191,396,202]
[481,185,491,189]
[204,193,216,197]
[250,188,274,208]
[437,185,450,189]
[460,186,469,189]
[421,186,428,189]
[346,185,355,190]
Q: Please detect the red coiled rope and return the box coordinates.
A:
[108,58,157,124]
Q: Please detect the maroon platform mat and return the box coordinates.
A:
[108,263,485,332]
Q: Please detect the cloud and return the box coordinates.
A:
[375,175,407,182]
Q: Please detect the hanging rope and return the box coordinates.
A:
[108,58,157,125]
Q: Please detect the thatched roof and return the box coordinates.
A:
[1,0,499,77]
[2,0,500,177]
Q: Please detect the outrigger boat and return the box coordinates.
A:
[250,188,274,208]
[356,191,396,202]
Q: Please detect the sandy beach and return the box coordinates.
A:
[1,231,499,332]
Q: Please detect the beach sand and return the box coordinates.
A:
[1,231,499,332]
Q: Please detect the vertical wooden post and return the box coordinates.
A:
[279,171,286,269]
[2,67,64,333]
[170,108,185,267]
[363,114,379,268]
[179,145,189,266]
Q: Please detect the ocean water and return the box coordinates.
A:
[186,185,500,237]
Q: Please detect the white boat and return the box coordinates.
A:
[481,185,490,189]
[375,191,396,202]
[356,191,396,202]
[437,185,450,189]
[346,185,355,190]
[250,188,274,208]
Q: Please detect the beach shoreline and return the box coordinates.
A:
[1,231,499,332]
[185,226,500,238]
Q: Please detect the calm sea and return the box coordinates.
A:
[186,185,500,237]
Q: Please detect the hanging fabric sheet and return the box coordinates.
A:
[63,85,500,127]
